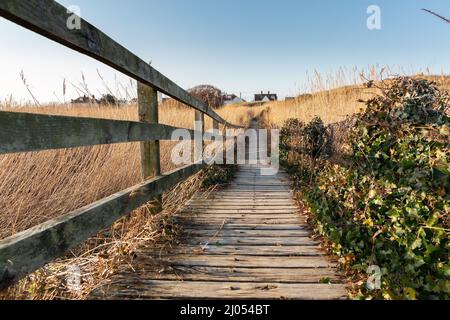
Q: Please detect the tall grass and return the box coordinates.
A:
[0,98,257,299]
[0,99,264,240]
[261,67,450,126]
[1,66,448,299]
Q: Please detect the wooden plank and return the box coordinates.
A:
[213,190,292,194]
[149,245,324,256]
[201,190,294,192]
[94,280,347,300]
[138,83,161,179]
[136,255,335,268]
[180,214,298,219]
[0,162,205,289]
[175,218,303,225]
[233,178,289,182]
[187,201,295,206]
[176,224,305,231]
[192,194,294,199]
[187,202,296,206]
[194,111,205,163]
[197,189,293,193]
[229,187,291,191]
[110,267,341,283]
[138,83,162,212]
[191,198,294,201]
[182,207,298,212]
[180,207,298,217]
[181,237,317,246]
[0,0,241,128]
[0,111,198,155]
[186,202,296,207]
[88,164,348,300]
[181,229,310,238]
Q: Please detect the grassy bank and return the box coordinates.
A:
[279,77,449,299]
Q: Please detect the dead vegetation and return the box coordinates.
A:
[1,67,449,299]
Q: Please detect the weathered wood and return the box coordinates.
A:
[111,267,341,283]
[91,164,346,300]
[138,83,162,212]
[94,280,347,300]
[138,83,160,179]
[181,228,310,238]
[0,0,241,128]
[135,255,335,268]
[175,218,303,225]
[0,162,204,289]
[182,208,298,213]
[182,236,317,246]
[0,111,198,155]
[179,214,298,219]
[194,192,293,197]
[187,202,296,207]
[176,224,306,231]
[213,120,219,132]
[148,245,324,256]
[194,111,205,163]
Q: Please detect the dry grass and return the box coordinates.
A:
[0,98,257,299]
[260,73,450,127]
[1,66,448,299]
[0,100,259,240]
[0,171,208,300]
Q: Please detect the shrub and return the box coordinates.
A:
[280,117,331,159]
[281,77,449,299]
[188,85,224,108]
[202,165,236,188]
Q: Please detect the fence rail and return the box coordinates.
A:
[0,0,242,289]
[0,0,239,128]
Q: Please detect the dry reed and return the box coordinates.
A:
[1,66,448,299]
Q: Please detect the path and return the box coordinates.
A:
[91,164,347,299]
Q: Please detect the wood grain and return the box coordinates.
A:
[91,166,346,300]
[0,162,204,288]
[0,0,241,128]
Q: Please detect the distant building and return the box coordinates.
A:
[254,91,278,102]
[222,93,245,106]
[71,95,97,104]
[285,96,295,101]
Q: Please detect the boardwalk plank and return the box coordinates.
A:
[91,165,346,300]
[133,255,335,268]
[110,267,342,283]
[181,229,310,238]
[146,245,324,256]
[182,237,317,246]
[96,281,346,300]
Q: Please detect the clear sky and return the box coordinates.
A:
[0,0,449,103]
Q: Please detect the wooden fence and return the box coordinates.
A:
[0,0,242,289]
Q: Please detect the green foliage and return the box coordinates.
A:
[280,117,331,159]
[202,165,236,188]
[281,77,449,300]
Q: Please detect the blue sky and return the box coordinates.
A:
[0,0,449,102]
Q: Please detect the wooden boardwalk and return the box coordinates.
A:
[91,165,347,300]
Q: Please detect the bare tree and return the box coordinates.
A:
[188,85,223,108]
[422,8,450,24]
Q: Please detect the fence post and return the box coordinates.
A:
[138,82,162,212]
[195,111,205,163]
[213,120,219,134]
[212,120,220,164]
